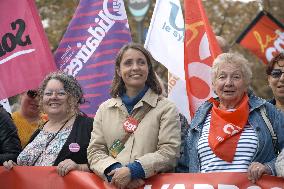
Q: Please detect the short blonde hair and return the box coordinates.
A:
[212,53,252,87]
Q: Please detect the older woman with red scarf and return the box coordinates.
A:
[177,53,284,184]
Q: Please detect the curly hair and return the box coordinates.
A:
[110,43,162,97]
[38,71,85,114]
[266,52,284,75]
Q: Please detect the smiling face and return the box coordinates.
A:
[268,60,284,102]
[117,48,149,95]
[42,79,69,118]
[213,63,248,109]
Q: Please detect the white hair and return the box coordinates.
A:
[211,52,252,87]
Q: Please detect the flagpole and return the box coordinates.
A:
[137,21,143,44]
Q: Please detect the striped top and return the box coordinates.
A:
[198,113,258,172]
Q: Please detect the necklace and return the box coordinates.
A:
[31,114,75,165]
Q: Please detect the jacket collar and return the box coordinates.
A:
[247,93,266,112]
[107,88,160,109]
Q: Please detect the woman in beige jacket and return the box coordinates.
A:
[87,43,181,189]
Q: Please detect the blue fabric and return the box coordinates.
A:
[127,161,145,180]
[104,162,122,182]
[121,85,149,114]
[176,92,284,175]
[268,98,276,105]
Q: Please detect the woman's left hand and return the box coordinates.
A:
[57,159,79,176]
[109,167,131,189]
[248,162,272,183]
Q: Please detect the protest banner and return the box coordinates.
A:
[1,167,284,189]
[184,0,221,117]
[236,11,284,64]
[54,0,131,116]
[0,0,56,99]
[144,0,190,120]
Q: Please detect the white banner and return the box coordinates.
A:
[144,0,190,120]
[0,98,11,113]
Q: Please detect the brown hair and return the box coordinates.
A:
[110,43,162,97]
[266,53,284,75]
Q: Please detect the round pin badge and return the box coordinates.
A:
[123,116,138,133]
[69,143,80,152]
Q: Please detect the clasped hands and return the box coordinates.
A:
[108,167,145,189]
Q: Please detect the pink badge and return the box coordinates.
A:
[69,143,80,152]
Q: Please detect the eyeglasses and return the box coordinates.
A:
[43,89,67,97]
[270,69,284,78]
[27,90,38,99]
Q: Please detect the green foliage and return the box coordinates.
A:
[35,0,79,51]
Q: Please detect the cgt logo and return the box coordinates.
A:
[0,19,34,65]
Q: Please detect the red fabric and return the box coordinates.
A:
[0,0,56,99]
[1,167,284,189]
[184,0,222,118]
[237,11,284,64]
[209,95,249,162]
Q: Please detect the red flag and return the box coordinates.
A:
[184,0,221,117]
[0,0,56,99]
[236,11,284,64]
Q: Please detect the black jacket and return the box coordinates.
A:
[0,108,21,165]
[28,114,93,165]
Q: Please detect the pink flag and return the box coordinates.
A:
[0,0,56,99]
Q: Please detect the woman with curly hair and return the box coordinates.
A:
[4,72,93,176]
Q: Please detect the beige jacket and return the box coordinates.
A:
[87,89,181,179]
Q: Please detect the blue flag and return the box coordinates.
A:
[54,0,131,116]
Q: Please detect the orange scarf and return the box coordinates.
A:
[208,94,249,162]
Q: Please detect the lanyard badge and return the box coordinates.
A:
[109,139,125,158]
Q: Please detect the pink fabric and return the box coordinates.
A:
[0,0,56,99]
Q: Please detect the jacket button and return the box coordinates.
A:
[255,127,260,131]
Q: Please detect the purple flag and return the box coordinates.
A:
[54,0,131,117]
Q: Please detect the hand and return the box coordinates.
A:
[248,162,272,183]
[109,167,131,189]
[57,159,79,176]
[127,179,145,189]
[3,160,17,170]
